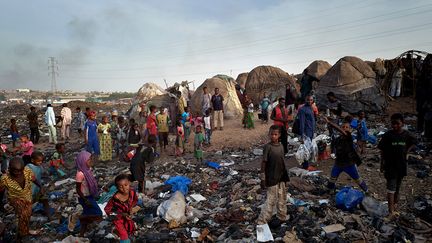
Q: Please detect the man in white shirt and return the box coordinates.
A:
[45,104,57,144]
[60,103,72,141]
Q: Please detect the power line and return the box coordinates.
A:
[58,41,432,81]
[48,57,59,93]
[60,3,432,68]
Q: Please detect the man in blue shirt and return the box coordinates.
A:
[298,95,316,169]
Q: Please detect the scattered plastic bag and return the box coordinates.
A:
[256,224,274,242]
[304,137,318,163]
[156,191,187,227]
[55,235,89,243]
[361,196,388,217]
[335,187,364,211]
[206,161,221,169]
[164,176,192,195]
[295,144,310,164]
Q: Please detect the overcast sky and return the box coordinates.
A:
[0,0,431,92]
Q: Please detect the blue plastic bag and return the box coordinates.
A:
[335,187,364,211]
[206,161,221,169]
[164,176,192,195]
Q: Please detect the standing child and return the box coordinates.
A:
[194,125,205,163]
[15,134,34,165]
[324,117,368,192]
[257,125,290,225]
[49,143,67,179]
[10,118,19,148]
[98,116,112,162]
[110,111,119,155]
[116,116,128,157]
[129,135,156,194]
[260,94,271,123]
[75,151,103,237]
[156,107,170,152]
[354,111,368,155]
[246,98,255,129]
[84,111,100,155]
[127,121,141,145]
[26,151,51,220]
[203,109,212,145]
[75,107,86,138]
[378,113,417,217]
[175,120,185,157]
[105,174,138,243]
[181,107,192,143]
[0,158,43,240]
[146,106,158,144]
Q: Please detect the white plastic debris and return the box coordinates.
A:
[257,224,274,242]
[253,149,263,156]
[54,178,76,187]
[189,194,207,202]
[157,191,187,224]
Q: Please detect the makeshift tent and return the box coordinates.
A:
[305,60,332,80]
[127,94,177,120]
[316,56,386,113]
[190,76,243,119]
[135,83,167,102]
[235,72,248,89]
[245,65,297,105]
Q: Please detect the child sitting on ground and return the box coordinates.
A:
[257,125,290,225]
[26,151,52,220]
[49,143,68,179]
[75,151,103,237]
[14,134,34,165]
[194,125,205,163]
[0,157,43,241]
[104,174,138,243]
[324,116,368,192]
[129,135,156,195]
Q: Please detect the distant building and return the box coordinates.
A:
[53,96,86,104]
[8,98,26,103]
[16,89,30,93]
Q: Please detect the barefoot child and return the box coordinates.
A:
[129,135,156,194]
[203,109,212,145]
[378,113,417,217]
[156,107,170,152]
[175,120,185,157]
[84,111,100,156]
[49,143,67,179]
[0,157,43,240]
[26,151,51,219]
[257,125,290,225]
[98,116,112,162]
[75,151,102,236]
[194,125,205,163]
[104,174,138,243]
[324,117,368,192]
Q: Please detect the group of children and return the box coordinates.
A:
[257,111,417,227]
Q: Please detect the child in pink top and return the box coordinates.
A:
[14,134,34,165]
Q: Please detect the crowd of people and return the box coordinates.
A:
[0,72,427,241]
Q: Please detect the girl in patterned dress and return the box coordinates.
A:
[98,116,112,161]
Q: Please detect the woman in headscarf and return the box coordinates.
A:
[75,151,102,237]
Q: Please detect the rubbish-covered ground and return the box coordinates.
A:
[1,98,432,242]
